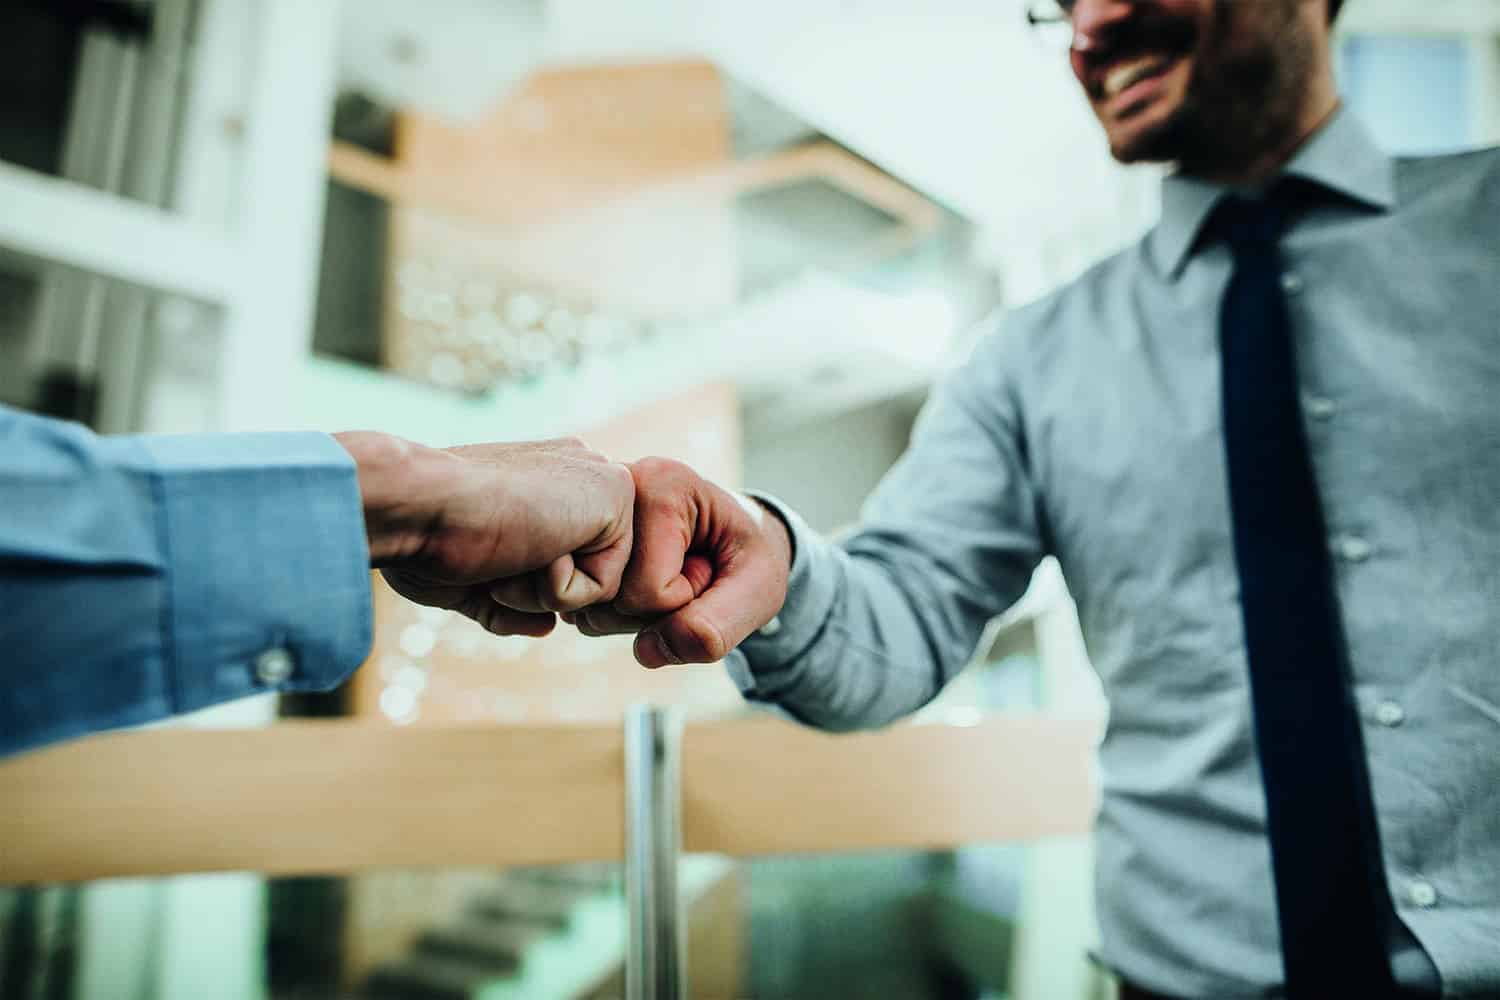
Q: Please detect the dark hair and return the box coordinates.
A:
[1330,0,1344,20]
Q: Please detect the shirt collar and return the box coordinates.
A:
[1154,107,1397,279]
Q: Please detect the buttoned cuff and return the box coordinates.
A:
[115,431,374,712]
[724,492,840,697]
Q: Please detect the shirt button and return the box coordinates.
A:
[1374,700,1406,727]
[1280,271,1305,294]
[758,616,783,638]
[1407,879,1439,909]
[1335,535,1373,563]
[1305,395,1337,420]
[254,647,295,685]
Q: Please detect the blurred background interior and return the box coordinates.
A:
[1,1,1496,997]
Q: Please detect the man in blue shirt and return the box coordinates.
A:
[529,0,1500,996]
[0,408,633,758]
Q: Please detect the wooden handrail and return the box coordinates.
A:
[0,715,1098,885]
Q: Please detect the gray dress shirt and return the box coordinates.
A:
[727,110,1500,997]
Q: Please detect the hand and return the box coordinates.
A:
[334,431,633,636]
[550,457,792,668]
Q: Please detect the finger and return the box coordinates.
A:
[539,529,631,613]
[479,607,557,637]
[634,547,781,667]
[454,591,557,636]
[489,573,550,613]
[573,611,617,638]
[615,464,701,616]
[680,554,715,600]
[606,554,710,623]
[574,605,650,636]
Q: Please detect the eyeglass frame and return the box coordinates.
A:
[1027,0,1345,27]
[1024,0,1078,28]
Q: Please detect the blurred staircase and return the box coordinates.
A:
[356,861,737,1000]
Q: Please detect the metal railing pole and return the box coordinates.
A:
[625,703,685,1000]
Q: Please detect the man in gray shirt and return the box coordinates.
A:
[498,0,1500,995]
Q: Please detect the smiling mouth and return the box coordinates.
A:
[1093,53,1179,118]
[1102,55,1172,98]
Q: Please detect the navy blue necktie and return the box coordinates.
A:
[1214,188,1400,998]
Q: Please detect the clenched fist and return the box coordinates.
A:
[548,457,793,668]
[335,431,634,636]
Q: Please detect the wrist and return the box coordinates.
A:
[759,502,794,578]
[740,493,794,577]
[333,430,445,566]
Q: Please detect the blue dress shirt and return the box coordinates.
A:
[0,405,372,757]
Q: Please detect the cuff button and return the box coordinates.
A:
[1406,879,1438,909]
[254,647,295,685]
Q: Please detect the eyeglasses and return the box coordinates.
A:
[1026,0,1079,24]
[1024,0,1078,49]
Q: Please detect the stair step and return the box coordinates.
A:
[465,883,582,929]
[504,862,619,891]
[412,920,543,971]
[362,952,508,1000]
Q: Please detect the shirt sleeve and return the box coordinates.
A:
[725,329,1047,730]
[0,406,373,757]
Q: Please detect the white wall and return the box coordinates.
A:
[557,0,1146,248]
[341,0,1152,267]
[1473,35,1500,144]
[744,390,924,533]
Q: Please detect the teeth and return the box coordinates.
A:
[1103,56,1168,98]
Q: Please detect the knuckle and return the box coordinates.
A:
[631,455,687,488]
[632,455,669,475]
[606,462,635,499]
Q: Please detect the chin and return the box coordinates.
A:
[1097,65,1197,165]
[1105,111,1184,165]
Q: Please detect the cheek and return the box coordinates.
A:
[1070,49,1091,92]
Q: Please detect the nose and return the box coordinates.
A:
[1068,0,1136,88]
[1070,0,1135,52]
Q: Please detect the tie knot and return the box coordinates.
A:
[1206,176,1315,258]
[1211,193,1288,255]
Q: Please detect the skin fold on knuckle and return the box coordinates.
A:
[592,570,623,606]
[540,577,585,615]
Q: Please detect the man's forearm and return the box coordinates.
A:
[727,352,1045,730]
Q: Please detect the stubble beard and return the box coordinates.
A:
[1115,2,1317,179]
